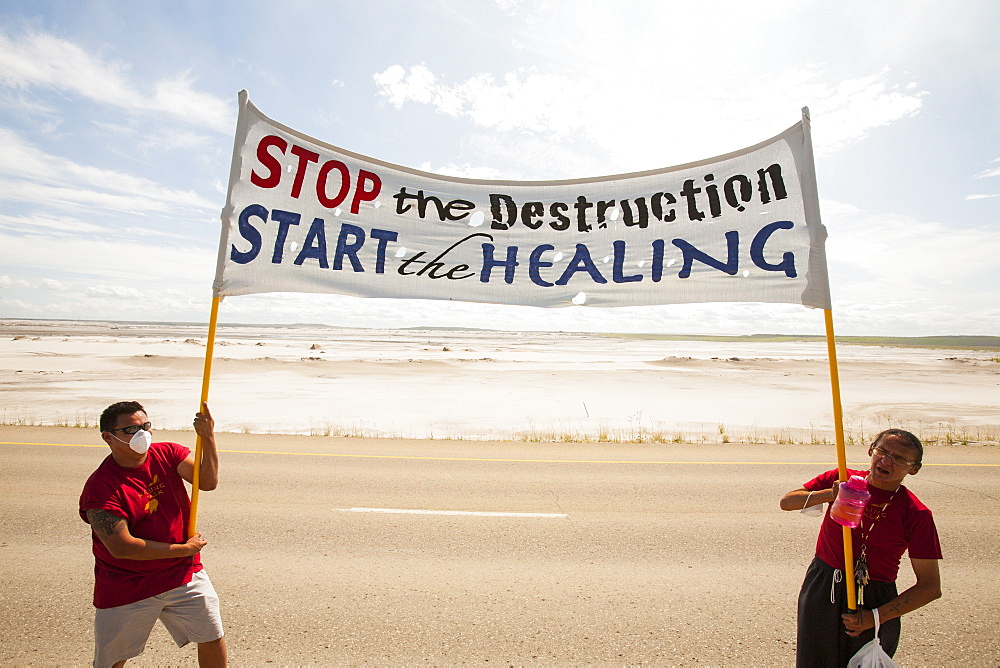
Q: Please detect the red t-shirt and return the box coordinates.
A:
[79,441,202,608]
[805,468,942,581]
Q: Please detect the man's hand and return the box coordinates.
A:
[181,532,208,556]
[178,401,221,490]
[86,509,208,560]
[193,402,215,439]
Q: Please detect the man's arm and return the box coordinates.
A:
[176,402,219,491]
[779,485,838,511]
[86,508,206,560]
[842,558,942,635]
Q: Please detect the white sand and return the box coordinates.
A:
[1,319,997,443]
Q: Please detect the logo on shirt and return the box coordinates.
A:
[144,473,167,514]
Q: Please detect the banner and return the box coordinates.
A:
[216,91,830,309]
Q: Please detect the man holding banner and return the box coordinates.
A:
[80,401,226,667]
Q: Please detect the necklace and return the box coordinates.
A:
[854,482,900,607]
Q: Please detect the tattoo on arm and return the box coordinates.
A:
[87,509,126,537]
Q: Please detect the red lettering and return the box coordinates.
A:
[289,145,320,199]
[250,135,287,189]
[351,170,382,214]
[316,160,351,209]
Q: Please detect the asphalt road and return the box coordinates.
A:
[1,426,997,666]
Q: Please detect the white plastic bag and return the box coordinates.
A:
[847,608,898,668]
[800,490,824,517]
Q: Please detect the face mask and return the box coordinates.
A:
[128,429,152,454]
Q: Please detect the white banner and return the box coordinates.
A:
[216,91,830,309]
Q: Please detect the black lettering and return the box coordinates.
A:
[549,202,571,231]
[520,202,545,230]
[705,174,722,218]
[757,164,788,204]
[679,179,705,222]
[724,175,753,212]
[574,196,594,232]
[490,193,517,231]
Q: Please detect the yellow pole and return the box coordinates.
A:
[824,308,856,611]
[188,295,221,537]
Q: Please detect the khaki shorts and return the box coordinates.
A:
[93,569,224,668]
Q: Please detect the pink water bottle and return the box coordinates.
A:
[830,475,871,528]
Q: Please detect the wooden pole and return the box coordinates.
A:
[188,295,221,537]
[825,308,857,611]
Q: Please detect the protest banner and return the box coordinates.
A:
[214,91,830,309]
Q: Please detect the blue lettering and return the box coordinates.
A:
[294,218,329,268]
[612,240,642,283]
[556,245,607,285]
[370,228,398,274]
[673,231,739,278]
[270,209,302,263]
[480,244,519,284]
[651,239,666,282]
[230,204,266,264]
[333,223,365,272]
[750,221,796,277]
[528,244,555,287]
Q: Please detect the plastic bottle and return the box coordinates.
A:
[830,475,871,528]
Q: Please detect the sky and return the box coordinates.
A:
[0,0,998,336]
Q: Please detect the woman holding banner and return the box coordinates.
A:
[780,429,942,666]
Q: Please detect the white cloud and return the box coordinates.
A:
[41,278,68,291]
[974,161,1000,179]
[0,129,217,213]
[136,127,216,153]
[0,212,108,235]
[0,31,232,133]
[822,199,1000,333]
[373,62,924,172]
[149,74,234,134]
[416,160,512,181]
[0,31,139,105]
[85,285,143,299]
[0,231,216,286]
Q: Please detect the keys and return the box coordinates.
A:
[855,555,870,606]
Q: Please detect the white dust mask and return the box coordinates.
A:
[128,429,152,454]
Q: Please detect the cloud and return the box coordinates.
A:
[822,199,1000,334]
[85,284,143,299]
[0,212,109,235]
[0,231,216,286]
[0,129,217,213]
[0,31,232,133]
[149,74,234,133]
[373,62,924,172]
[973,160,1000,179]
[41,278,68,291]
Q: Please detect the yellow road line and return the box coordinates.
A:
[1,441,997,466]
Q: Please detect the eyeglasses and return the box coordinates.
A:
[107,422,152,435]
[870,445,917,467]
